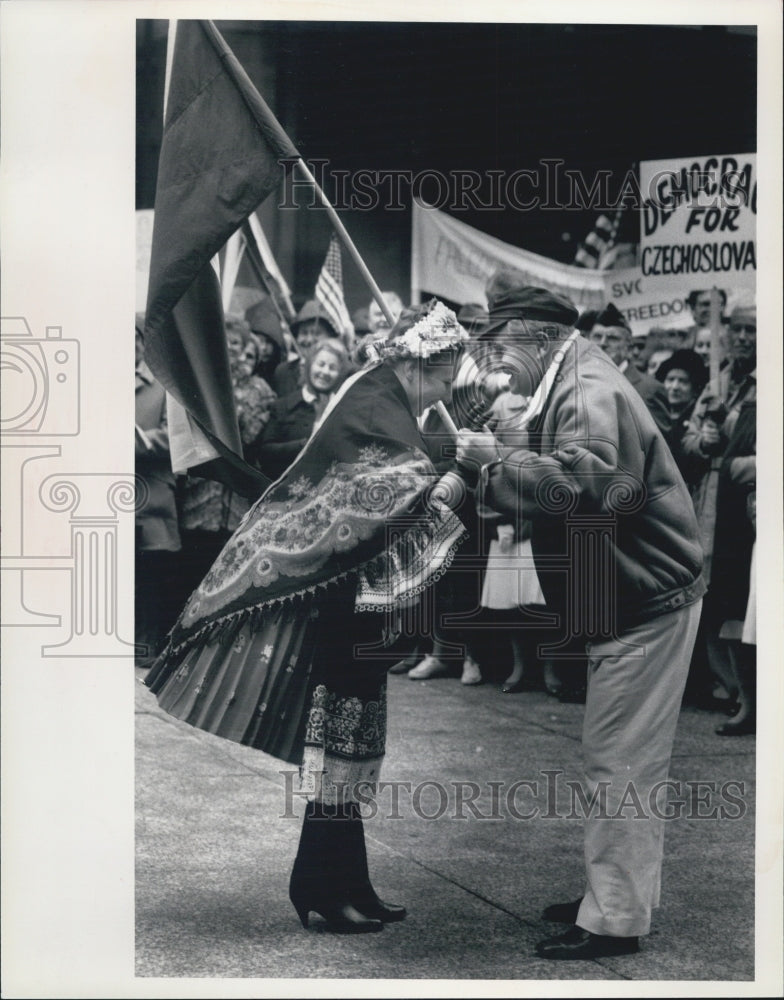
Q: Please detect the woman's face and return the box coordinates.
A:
[663,368,695,408]
[694,329,712,365]
[308,349,342,393]
[412,356,457,411]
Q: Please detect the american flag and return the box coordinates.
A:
[314,233,354,340]
[573,206,623,269]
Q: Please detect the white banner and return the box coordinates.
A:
[411,199,607,312]
[639,153,756,295]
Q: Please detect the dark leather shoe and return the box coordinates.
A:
[541,896,583,923]
[536,926,639,960]
[715,713,755,736]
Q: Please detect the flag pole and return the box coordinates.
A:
[203,19,395,327]
[294,159,395,326]
[708,286,722,387]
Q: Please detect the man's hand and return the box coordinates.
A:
[456,428,500,470]
[699,418,722,454]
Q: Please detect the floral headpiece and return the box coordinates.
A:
[366,300,469,363]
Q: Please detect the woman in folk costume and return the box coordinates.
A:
[145,300,469,934]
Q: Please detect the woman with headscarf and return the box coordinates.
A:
[145,300,469,934]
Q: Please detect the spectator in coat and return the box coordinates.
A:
[272,299,342,397]
[259,340,351,481]
[584,303,671,438]
[680,294,757,710]
[710,399,756,736]
[654,349,708,487]
[134,315,181,666]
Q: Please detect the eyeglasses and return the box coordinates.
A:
[730,324,756,334]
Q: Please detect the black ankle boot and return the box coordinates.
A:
[289,801,383,933]
[345,802,407,923]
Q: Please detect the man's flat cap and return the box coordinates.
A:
[481,271,579,338]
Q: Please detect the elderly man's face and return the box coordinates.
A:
[590,324,629,367]
[728,308,756,364]
[482,322,551,394]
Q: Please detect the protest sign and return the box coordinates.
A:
[639,153,756,296]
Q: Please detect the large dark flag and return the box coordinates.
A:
[144,20,299,495]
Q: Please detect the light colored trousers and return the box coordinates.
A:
[577,600,702,937]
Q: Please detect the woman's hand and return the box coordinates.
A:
[456,428,500,470]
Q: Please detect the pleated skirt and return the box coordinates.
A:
[145,580,391,802]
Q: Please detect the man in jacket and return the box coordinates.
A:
[456,275,705,960]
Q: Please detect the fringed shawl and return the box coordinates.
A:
[164,363,466,657]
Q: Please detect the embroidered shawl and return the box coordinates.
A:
[167,363,466,655]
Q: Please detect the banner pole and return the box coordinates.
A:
[709,286,722,387]
[294,158,396,327]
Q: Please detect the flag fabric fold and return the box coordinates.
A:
[314,233,354,342]
[144,19,300,495]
